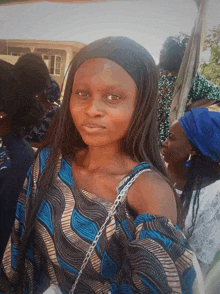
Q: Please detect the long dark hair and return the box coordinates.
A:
[181,146,220,237]
[15,36,174,290]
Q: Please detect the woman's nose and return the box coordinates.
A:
[162,139,168,147]
[85,98,105,117]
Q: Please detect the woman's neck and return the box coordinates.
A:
[167,162,189,189]
[75,142,136,173]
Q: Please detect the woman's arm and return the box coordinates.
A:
[112,170,200,293]
[113,210,199,293]
[186,98,216,111]
[127,171,177,223]
[188,73,220,104]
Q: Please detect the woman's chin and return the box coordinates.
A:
[162,153,170,164]
[81,138,115,148]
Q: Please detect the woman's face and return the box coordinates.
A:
[162,120,193,165]
[69,58,137,147]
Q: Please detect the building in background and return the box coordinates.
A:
[0,39,85,86]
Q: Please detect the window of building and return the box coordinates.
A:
[42,54,49,60]
[55,56,61,75]
[11,52,19,56]
[42,54,61,76]
[11,52,27,57]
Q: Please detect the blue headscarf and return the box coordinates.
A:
[179,108,220,162]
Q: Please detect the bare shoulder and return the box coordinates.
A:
[127,170,177,223]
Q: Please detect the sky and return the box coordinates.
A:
[0,0,219,63]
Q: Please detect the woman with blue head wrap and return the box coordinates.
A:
[162,108,220,284]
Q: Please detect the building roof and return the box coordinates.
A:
[0,39,86,52]
[0,39,85,47]
[0,0,115,5]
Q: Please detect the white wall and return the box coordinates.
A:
[0,54,19,64]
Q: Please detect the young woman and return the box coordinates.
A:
[0,37,197,294]
[0,60,44,264]
[162,108,220,278]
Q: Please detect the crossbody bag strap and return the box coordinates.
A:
[69,166,150,294]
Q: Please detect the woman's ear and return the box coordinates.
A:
[190,147,197,156]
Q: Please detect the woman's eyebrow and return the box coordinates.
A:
[73,83,126,90]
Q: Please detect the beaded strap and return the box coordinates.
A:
[69,168,149,294]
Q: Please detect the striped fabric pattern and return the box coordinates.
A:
[0,148,195,294]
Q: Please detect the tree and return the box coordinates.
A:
[200,25,220,86]
[203,24,220,50]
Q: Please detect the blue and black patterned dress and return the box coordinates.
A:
[0,148,196,293]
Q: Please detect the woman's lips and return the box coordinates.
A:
[161,149,168,157]
[81,123,106,134]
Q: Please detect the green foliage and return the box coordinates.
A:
[171,28,220,86]
[200,46,220,86]
[200,25,220,86]
[203,24,220,50]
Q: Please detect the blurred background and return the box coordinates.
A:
[0,0,219,86]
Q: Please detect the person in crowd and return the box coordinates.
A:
[45,76,61,105]
[158,36,220,143]
[22,76,61,146]
[13,53,60,146]
[0,60,44,263]
[162,107,220,279]
[0,37,199,294]
[13,53,50,97]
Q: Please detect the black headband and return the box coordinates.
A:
[70,36,156,91]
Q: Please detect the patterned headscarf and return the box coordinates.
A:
[179,108,220,162]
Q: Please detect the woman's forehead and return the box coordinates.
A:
[76,58,129,75]
[74,58,137,89]
[170,121,187,137]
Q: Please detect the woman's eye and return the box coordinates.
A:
[107,94,120,101]
[77,91,89,97]
[168,135,174,141]
[74,91,90,100]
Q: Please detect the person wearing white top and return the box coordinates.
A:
[162,108,220,293]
